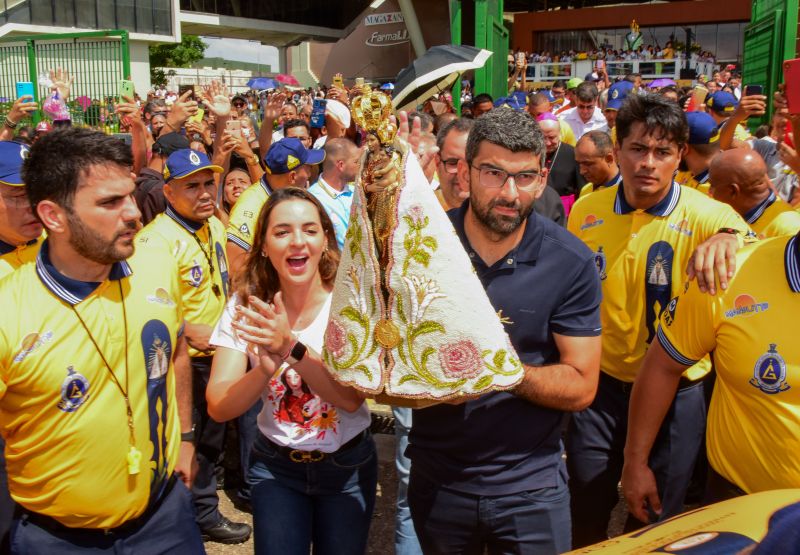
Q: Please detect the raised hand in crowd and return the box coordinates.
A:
[719,92,766,150]
[165,89,198,133]
[0,95,38,141]
[259,91,287,153]
[200,80,232,117]
[49,66,74,99]
[396,110,438,169]
[115,94,147,174]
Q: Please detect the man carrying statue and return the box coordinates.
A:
[323,90,603,553]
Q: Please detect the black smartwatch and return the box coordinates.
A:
[181,424,197,443]
[287,341,308,365]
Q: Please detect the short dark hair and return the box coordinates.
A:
[624,73,641,83]
[578,130,613,156]
[552,79,567,90]
[408,111,434,132]
[283,118,310,134]
[529,92,551,107]
[690,141,719,157]
[472,93,494,106]
[575,82,599,103]
[436,117,474,152]
[143,99,166,116]
[23,127,133,213]
[465,109,544,166]
[615,93,689,148]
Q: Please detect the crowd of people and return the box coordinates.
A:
[511,41,718,65]
[0,56,798,555]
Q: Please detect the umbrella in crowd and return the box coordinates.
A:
[380,82,395,90]
[276,73,300,86]
[392,44,492,112]
[247,77,277,90]
[648,78,677,89]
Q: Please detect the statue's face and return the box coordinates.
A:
[366,134,380,153]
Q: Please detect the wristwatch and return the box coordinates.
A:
[181,424,197,443]
[286,341,308,365]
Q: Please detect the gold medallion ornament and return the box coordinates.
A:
[374,319,401,349]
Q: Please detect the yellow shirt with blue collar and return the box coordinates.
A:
[578,172,621,200]
[0,240,184,528]
[744,191,800,239]
[675,168,711,196]
[137,205,229,358]
[568,182,750,382]
[0,235,42,279]
[226,177,271,252]
[307,176,354,250]
[657,233,800,493]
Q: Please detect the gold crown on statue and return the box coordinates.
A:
[351,89,397,145]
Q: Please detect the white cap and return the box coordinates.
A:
[325,99,351,128]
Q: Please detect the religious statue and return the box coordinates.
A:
[322,88,524,406]
[625,19,643,51]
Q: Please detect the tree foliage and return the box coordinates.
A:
[149,35,207,84]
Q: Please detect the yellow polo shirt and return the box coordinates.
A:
[0,236,42,279]
[137,206,229,358]
[568,182,750,382]
[744,191,800,239]
[675,169,711,196]
[0,241,183,528]
[657,234,800,493]
[226,178,271,252]
[578,172,621,200]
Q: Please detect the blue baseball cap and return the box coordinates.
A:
[606,81,634,111]
[494,94,526,111]
[163,149,223,182]
[264,138,325,175]
[706,91,738,115]
[0,141,30,187]
[686,112,720,145]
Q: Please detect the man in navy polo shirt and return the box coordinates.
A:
[406,108,602,554]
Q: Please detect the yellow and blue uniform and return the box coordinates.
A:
[0,236,42,279]
[568,182,750,382]
[743,191,800,239]
[0,241,184,529]
[137,205,229,358]
[578,172,621,200]
[226,178,271,252]
[675,169,711,196]
[657,233,800,493]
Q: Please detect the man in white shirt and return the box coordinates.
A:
[559,82,609,139]
[307,138,360,249]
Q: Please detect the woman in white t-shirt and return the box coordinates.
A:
[207,188,375,555]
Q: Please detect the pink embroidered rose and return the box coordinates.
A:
[325,319,347,358]
[438,339,483,380]
[408,205,425,227]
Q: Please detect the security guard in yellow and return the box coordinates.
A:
[566,93,751,547]
[226,138,323,276]
[0,127,202,553]
[0,141,42,278]
[672,112,719,196]
[709,148,800,239]
[623,231,800,518]
[137,148,251,544]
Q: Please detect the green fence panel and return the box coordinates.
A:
[0,30,130,132]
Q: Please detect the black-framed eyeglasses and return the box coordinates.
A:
[441,158,461,174]
[471,165,542,189]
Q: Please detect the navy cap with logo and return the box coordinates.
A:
[606,81,634,111]
[263,138,325,175]
[0,141,30,187]
[706,91,738,115]
[163,149,223,182]
[686,112,720,145]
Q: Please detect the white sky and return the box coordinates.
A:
[201,37,280,70]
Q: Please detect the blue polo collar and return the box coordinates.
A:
[35,240,132,305]
[605,172,622,188]
[694,169,710,184]
[613,181,681,217]
[165,203,204,233]
[260,176,274,197]
[451,201,544,267]
[0,237,37,256]
[784,233,800,293]
[744,191,777,225]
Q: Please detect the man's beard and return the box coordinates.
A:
[469,189,534,236]
[66,211,137,265]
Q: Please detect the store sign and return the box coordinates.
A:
[366,28,409,47]
[364,12,405,26]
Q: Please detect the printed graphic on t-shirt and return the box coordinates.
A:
[267,367,340,440]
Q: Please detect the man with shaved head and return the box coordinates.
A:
[308,137,360,249]
[709,148,800,238]
[575,131,620,199]
[538,116,584,206]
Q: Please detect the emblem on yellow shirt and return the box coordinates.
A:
[13,331,53,363]
[580,214,604,231]
[594,246,607,280]
[750,344,790,395]
[57,366,90,413]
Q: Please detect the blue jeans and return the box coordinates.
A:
[408,466,571,555]
[237,397,263,502]
[393,407,422,555]
[9,479,204,554]
[248,431,378,555]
